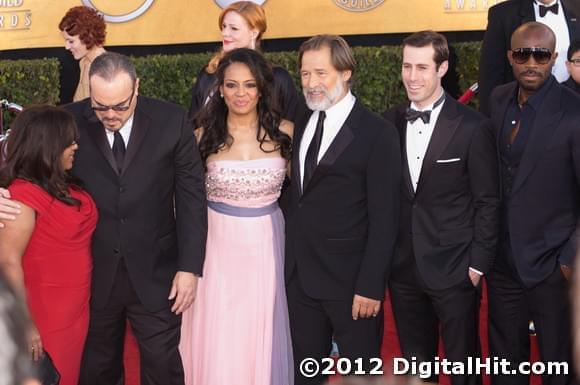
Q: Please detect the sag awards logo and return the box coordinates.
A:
[214,0,266,8]
[0,0,31,31]
[333,0,385,12]
[81,0,155,23]
[443,0,507,12]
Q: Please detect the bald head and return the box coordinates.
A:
[511,22,556,52]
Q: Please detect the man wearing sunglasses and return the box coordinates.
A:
[66,52,206,385]
[487,22,580,385]
[478,0,580,117]
[564,39,580,94]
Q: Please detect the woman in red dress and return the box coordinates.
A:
[0,105,98,385]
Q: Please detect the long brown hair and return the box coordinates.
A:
[207,1,267,74]
[0,105,82,206]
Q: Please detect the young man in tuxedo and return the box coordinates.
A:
[487,22,580,385]
[383,30,500,385]
[284,34,401,385]
[478,0,580,116]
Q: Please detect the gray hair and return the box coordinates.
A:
[89,52,137,84]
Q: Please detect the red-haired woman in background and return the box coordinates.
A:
[189,1,299,124]
[59,6,107,102]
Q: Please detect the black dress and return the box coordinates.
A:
[188,64,300,124]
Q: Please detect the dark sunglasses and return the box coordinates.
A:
[511,48,553,65]
[91,87,135,112]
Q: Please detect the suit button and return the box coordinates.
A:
[119,187,125,193]
[121,218,127,224]
[113,248,119,254]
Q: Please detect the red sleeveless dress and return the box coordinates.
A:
[8,179,98,385]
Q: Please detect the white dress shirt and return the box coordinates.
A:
[299,91,356,189]
[534,0,571,82]
[406,89,445,192]
[105,115,134,149]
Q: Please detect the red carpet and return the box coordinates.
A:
[122,282,541,384]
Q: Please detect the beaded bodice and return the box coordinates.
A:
[206,157,287,207]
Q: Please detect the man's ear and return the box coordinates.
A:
[134,78,140,96]
[507,50,514,66]
[341,70,352,83]
[437,60,449,78]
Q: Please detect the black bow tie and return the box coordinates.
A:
[405,108,431,124]
[539,3,558,17]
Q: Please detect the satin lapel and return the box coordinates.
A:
[415,98,461,196]
[562,0,578,38]
[395,106,415,200]
[301,103,359,196]
[121,99,151,177]
[83,102,118,175]
[520,0,535,23]
[511,86,563,195]
[292,110,312,197]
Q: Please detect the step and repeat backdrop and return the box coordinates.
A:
[0,0,506,50]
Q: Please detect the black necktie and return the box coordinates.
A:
[112,131,126,173]
[405,108,431,124]
[404,93,446,124]
[539,3,558,17]
[303,111,326,188]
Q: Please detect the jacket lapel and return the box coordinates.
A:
[292,110,311,197]
[83,102,119,175]
[415,97,461,195]
[300,102,359,197]
[511,84,563,195]
[520,0,536,23]
[121,97,150,176]
[395,105,415,200]
[562,0,578,39]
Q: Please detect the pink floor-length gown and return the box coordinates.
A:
[180,157,293,385]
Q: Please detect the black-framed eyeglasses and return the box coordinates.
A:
[511,48,553,65]
[91,86,135,112]
[569,58,580,67]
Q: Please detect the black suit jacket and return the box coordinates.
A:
[284,99,401,301]
[478,0,579,116]
[65,96,207,311]
[490,80,580,286]
[384,96,500,290]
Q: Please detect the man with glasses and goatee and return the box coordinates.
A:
[487,22,580,385]
[478,0,580,117]
[65,52,207,385]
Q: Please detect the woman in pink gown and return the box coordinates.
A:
[179,48,294,385]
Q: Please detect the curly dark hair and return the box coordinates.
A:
[0,105,83,206]
[59,6,106,49]
[197,48,291,164]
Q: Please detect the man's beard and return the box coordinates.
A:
[303,80,345,111]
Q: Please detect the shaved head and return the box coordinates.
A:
[511,22,556,52]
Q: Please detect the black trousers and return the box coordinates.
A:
[79,261,184,385]
[286,272,383,385]
[389,260,481,385]
[487,256,573,385]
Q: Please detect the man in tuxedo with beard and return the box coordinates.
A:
[285,34,401,385]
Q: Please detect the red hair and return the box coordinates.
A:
[58,6,106,49]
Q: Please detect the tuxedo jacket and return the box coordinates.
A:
[65,96,207,312]
[284,100,401,301]
[490,80,580,286]
[478,0,580,116]
[384,96,500,290]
